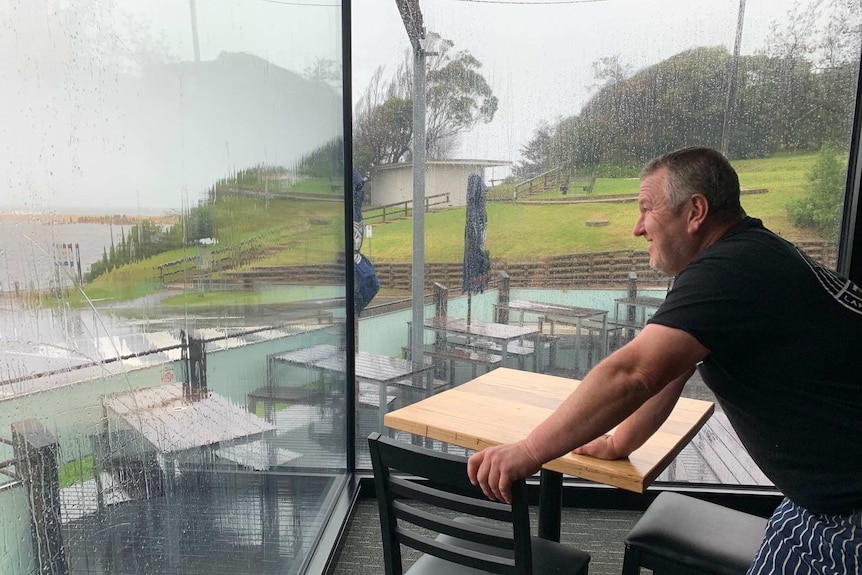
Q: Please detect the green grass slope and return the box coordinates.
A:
[68,153,824,305]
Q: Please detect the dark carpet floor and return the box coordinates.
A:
[332,498,642,575]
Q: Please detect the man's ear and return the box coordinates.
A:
[687,194,710,232]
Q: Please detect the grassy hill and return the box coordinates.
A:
[365,153,821,263]
[71,153,824,305]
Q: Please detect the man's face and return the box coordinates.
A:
[632,168,696,276]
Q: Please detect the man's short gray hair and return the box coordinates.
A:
[641,147,746,223]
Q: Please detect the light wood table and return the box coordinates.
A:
[384,367,714,541]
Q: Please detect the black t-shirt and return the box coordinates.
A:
[649,217,862,514]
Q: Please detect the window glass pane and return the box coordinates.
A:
[0,1,346,574]
[352,0,860,486]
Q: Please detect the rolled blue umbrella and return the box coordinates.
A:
[352,168,379,314]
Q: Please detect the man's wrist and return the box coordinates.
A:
[520,435,546,468]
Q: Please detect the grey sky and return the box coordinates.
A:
[0,0,341,213]
[352,0,813,178]
[0,0,825,212]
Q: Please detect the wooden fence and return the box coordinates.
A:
[513,167,563,197]
[361,193,451,224]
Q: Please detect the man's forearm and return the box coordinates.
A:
[520,324,706,465]
[600,367,692,456]
[522,351,657,463]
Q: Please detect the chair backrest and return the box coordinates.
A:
[368,432,533,575]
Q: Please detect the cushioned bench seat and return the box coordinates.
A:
[622,491,768,575]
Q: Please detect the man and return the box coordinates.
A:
[467,147,862,574]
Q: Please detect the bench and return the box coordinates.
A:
[357,384,398,438]
[622,492,767,575]
[404,344,502,366]
[463,337,561,371]
[393,376,449,391]
[247,385,320,419]
[404,344,503,385]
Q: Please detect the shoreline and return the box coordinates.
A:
[0,212,179,226]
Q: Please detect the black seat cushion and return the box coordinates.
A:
[626,492,768,575]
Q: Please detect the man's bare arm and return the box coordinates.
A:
[520,324,706,464]
[572,366,694,459]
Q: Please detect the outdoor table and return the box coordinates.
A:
[613,296,666,328]
[271,344,435,432]
[413,317,542,371]
[383,367,714,542]
[271,343,341,363]
[103,384,276,454]
[102,384,278,488]
[499,300,610,368]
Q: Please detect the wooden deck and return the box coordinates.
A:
[657,411,772,486]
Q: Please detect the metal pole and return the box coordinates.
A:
[189,0,201,63]
[410,44,426,364]
[720,0,746,155]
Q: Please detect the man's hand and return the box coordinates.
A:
[572,434,626,459]
[467,441,542,504]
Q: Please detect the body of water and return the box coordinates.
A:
[0,220,130,293]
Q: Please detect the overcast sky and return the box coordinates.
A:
[0,0,342,213]
[352,0,812,178]
[0,0,825,212]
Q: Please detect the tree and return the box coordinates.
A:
[749,0,861,151]
[787,145,846,241]
[353,33,497,174]
[354,93,413,172]
[545,47,731,172]
[424,34,498,158]
[304,57,341,91]
[513,121,554,180]
[589,55,632,91]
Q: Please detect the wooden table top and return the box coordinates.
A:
[384,367,714,493]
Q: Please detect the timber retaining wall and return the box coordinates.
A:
[221,240,837,291]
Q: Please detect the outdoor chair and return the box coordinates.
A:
[368,432,591,575]
[621,491,768,575]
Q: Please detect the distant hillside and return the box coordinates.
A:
[113,52,343,207]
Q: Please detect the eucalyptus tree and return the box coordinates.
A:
[353,32,498,174]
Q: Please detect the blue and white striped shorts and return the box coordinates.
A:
[747,497,862,574]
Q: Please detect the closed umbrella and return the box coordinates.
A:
[353,168,379,314]
[462,173,490,325]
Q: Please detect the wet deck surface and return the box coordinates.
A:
[63,472,338,575]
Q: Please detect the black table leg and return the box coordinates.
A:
[538,468,562,541]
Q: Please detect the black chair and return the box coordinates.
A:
[621,492,768,575]
[368,432,591,575]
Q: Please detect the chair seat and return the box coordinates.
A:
[624,492,768,575]
[412,535,590,575]
[407,517,590,575]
